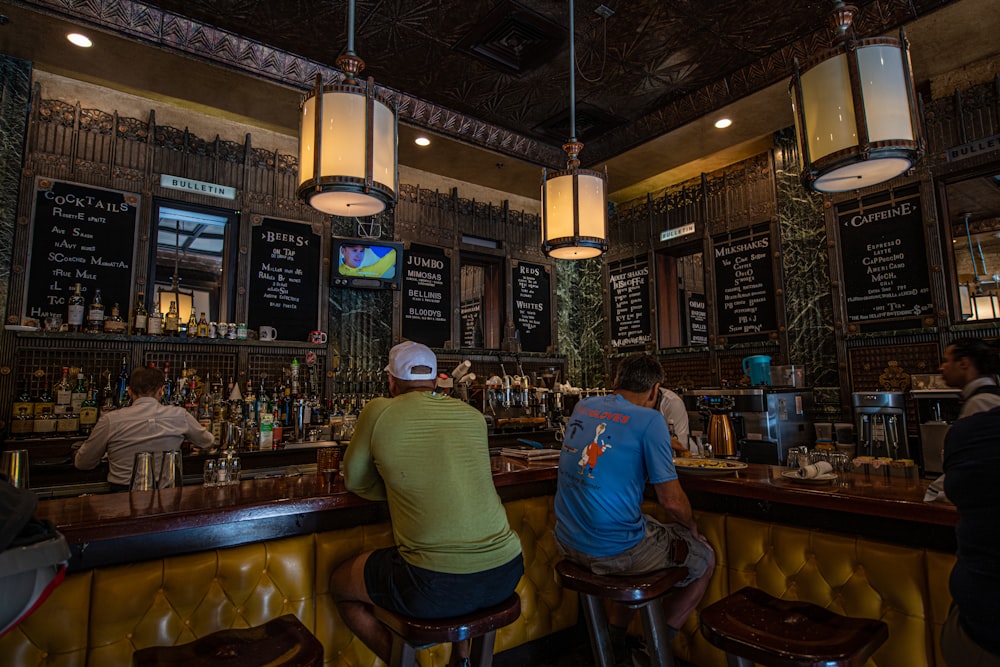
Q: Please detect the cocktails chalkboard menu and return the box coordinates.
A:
[837,187,932,323]
[248,217,321,342]
[401,244,451,347]
[713,226,777,337]
[24,178,139,323]
[460,298,483,348]
[608,258,652,350]
[513,261,551,352]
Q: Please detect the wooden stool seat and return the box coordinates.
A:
[131,614,323,667]
[699,587,889,667]
[373,594,520,667]
[556,559,689,667]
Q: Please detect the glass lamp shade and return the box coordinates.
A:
[789,35,920,192]
[541,167,608,260]
[298,79,397,216]
[971,293,1000,320]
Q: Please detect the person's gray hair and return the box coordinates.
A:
[613,353,664,393]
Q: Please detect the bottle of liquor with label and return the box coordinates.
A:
[33,381,56,435]
[71,372,88,412]
[197,312,210,338]
[78,387,99,435]
[86,288,105,333]
[67,282,85,332]
[55,367,73,408]
[10,380,35,438]
[103,302,127,334]
[164,301,179,336]
[116,356,130,408]
[132,292,148,335]
[147,304,163,336]
[99,372,117,416]
[186,311,198,338]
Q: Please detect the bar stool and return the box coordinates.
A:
[699,587,889,667]
[131,614,323,667]
[373,593,521,667]
[555,559,689,667]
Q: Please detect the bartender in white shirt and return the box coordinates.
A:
[939,338,1000,418]
[658,387,691,456]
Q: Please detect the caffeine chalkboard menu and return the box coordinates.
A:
[837,187,932,323]
[713,226,777,337]
[24,178,139,324]
[608,258,652,351]
[401,244,452,347]
[248,217,321,343]
[513,261,551,352]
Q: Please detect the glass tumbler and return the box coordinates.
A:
[203,458,218,487]
[130,452,155,492]
[159,450,184,488]
[786,447,803,468]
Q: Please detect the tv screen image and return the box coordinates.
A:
[331,237,404,289]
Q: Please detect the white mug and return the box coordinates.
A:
[259,325,278,341]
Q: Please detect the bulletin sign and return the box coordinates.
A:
[837,186,932,325]
[248,217,321,343]
[608,258,653,351]
[713,225,777,340]
[401,243,452,348]
[513,261,552,352]
[24,178,139,324]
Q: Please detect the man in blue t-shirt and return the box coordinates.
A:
[554,353,714,636]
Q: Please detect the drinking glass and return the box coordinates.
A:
[203,459,218,487]
[1,449,29,489]
[786,447,803,468]
[226,456,241,486]
[158,450,184,488]
[130,452,155,492]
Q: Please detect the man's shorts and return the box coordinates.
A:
[364,547,524,619]
[557,515,713,587]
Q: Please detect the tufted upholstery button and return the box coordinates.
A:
[184,619,191,626]
[126,633,132,639]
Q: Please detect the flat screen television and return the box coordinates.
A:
[331,237,404,290]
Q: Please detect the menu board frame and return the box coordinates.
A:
[712,224,778,340]
[247,216,323,343]
[400,243,452,348]
[22,177,140,325]
[608,257,654,352]
[512,260,552,353]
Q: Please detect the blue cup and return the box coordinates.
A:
[742,355,772,386]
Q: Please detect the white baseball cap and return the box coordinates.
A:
[385,341,437,380]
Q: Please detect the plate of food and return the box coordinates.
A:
[674,458,747,475]
[780,470,837,483]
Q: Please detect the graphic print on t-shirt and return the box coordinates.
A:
[576,422,612,478]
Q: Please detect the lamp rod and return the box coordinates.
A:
[347,0,356,55]
[964,212,980,282]
[569,0,576,142]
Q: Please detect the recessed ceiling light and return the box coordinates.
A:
[67,33,93,48]
[414,136,431,147]
[714,118,732,129]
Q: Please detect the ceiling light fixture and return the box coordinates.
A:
[414,136,431,147]
[541,0,608,260]
[297,0,397,217]
[788,1,922,193]
[714,118,732,129]
[66,33,92,48]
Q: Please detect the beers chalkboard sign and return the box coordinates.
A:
[513,261,551,352]
[24,178,139,324]
[713,226,777,338]
[837,187,932,323]
[248,217,321,342]
[401,244,451,347]
[608,258,653,351]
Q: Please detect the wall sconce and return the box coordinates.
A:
[297,0,397,217]
[541,0,608,260]
[788,1,922,192]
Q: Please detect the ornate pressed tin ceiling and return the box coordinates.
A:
[10,0,958,171]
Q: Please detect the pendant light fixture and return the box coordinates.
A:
[788,1,922,193]
[297,0,398,217]
[541,0,608,260]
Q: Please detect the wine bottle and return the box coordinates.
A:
[132,291,148,335]
[86,288,105,334]
[67,282,85,332]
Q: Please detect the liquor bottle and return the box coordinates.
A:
[10,380,34,438]
[162,361,173,404]
[33,381,56,434]
[147,305,163,336]
[103,302,127,334]
[197,312,210,338]
[56,402,79,435]
[86,288,105,333]
[71,372,88,412]
[55,366,73,407]
[99,372,117,416]
[164,301,179,336]
[186,311,198,338]
[67,282,85,332]
[132,292,148,335]
[78,387,99,435]
[116,356,130,407]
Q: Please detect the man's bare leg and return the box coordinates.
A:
[331,552,393,663]
[661,546,716,629]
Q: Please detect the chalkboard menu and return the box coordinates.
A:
[513,262,551,352]
[248,217,321,343]
[608,259,652,350]
[460,298,483,348]
[837,188,933,323]
[713,227,778,337]
[401,244,451,347]
[24,179,139,323]
[686,291,708,345]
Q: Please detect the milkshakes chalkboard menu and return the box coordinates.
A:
[248,217,321,342]
[24,178,139,323]
[513,262,551,352]
[837,187,932,323]
[401,244,451,347]
[713,226,777,337]
[608,258,652,350]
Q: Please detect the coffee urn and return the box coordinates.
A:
[851,392,910,461]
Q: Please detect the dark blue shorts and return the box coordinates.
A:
[364,548,523,619]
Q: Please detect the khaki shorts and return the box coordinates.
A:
[557,515,713,587]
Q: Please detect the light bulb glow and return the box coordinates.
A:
[67,33,93,48]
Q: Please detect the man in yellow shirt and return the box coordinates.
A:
[338,243,397,278]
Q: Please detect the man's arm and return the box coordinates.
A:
[74,414,112,470]
[182,411,215,449]
[342,400,388,500]
[653,479,699,537]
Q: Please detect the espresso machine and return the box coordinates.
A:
[683,388,815,464]
[851,392,911,461]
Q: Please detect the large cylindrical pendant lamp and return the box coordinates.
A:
[788,2,921,192]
